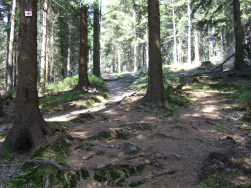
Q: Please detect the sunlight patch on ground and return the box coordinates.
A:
[0,138,5,143]
[202,106,216,113]
[71,131,90,139]
[45,104,107,122]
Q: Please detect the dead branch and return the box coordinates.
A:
[210,53,235,73]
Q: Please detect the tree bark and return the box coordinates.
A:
[171,0,177,64]
[40,0,48,92]
[0,96,3,117]
[67,15,73,77]
[143,0,167,105]
[194,29,200,63]
[78,5,89,90]
[6,0,17,91]
[3,0,51,153]
[93,0,101,77]
[187,0,192,64]
[233,0,246,71]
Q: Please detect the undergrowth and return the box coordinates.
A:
[132,68,194,108]
[39,75,109,110]
[10,126,72,188]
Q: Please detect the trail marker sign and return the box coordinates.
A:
[25,11,32,16]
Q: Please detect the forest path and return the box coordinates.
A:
[62,75,251,187]
[1,74,251,187]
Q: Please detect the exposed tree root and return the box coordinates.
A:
[24,159,68,172]
[132,169,177,184]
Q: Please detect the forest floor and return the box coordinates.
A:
[1,73,251,187]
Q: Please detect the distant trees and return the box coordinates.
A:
[6,0,17,91]
[0,0,251,100]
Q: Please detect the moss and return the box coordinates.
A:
[93,165,145,186]
[129,180,144,187]
[11,164,68,188]
[81,168,90,180]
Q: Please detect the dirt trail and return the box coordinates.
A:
[1,75,251,187]
[62,77,251,187]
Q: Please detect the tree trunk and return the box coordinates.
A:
[117,44,122,73]
[59,15,67,80]
[78,5,89,90]
[233,0,246,71]
[67,15,73,77]
[40,0,48,92]
[143,0,167,105]
[133,9,138,72]
[171,0,177,65]
[0,96,3,117]
[187,0,192,64]
[93,0,101,77]
[194,29,200,63]
[3,0,51,153]
[6,0,17,91]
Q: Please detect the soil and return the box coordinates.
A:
[1,73,251,188]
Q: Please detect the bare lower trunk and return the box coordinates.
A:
[3,0,51,153]
[143,0,167,105]
[93,0,101,77]
[78,5,89,90]
[233,0,246,71]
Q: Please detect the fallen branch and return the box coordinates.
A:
[210,53,235,73]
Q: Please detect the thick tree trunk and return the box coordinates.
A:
[78,5,89,90]
[93,0,101,77]
[143,0,167,105]
[233,0,246,71]
[3,0,51,153]
[6,0,17,90]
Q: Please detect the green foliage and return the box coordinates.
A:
[45,75,79,94]
[10,132,71,188]
[89,75,109,93]
[94,164,145,187]
[30,133,70,166]
[39,90,86,109]
[40,75,109,110]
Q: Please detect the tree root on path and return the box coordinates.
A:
[24,159,68,172]
[131,169,177,184]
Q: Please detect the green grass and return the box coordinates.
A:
[39,75,109,110]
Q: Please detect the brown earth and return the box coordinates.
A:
[1,74,251,187]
